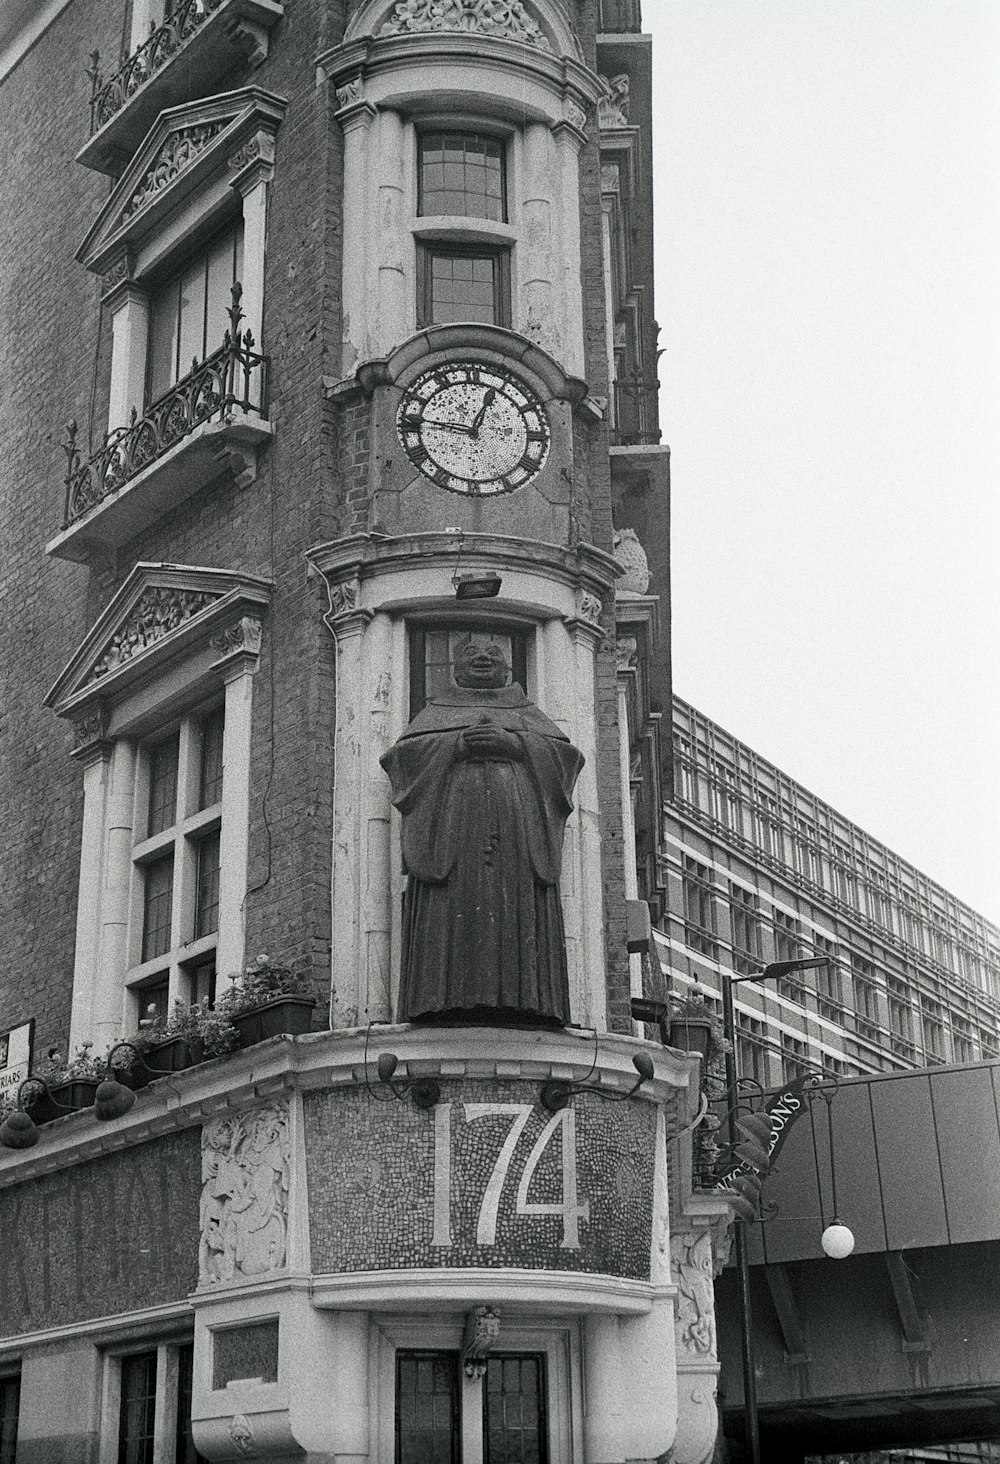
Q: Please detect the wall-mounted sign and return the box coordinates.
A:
[305,1079,659,1280]
[0,1020,32,1101]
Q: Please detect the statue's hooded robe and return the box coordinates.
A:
[380,685,584,1025]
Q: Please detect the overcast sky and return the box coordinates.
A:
[645,1,1000,923]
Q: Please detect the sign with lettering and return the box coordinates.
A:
[0,1020,32,1102]
[306,1080,659,1279]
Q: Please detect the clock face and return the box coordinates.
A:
[396,362,550,495]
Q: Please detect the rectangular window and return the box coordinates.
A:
[395,1352,459,1464]
[922,999,946,1062]
[418,132,506,221]
[176,1344,208,1464]
[136,973,170,1028]
[195,831,221,939]
[736,1014,769,1087]
[953,1018,976,1064]
[118,1351,157,1464]
[814,935,843,1018]
[730,885,762,975]
[851,954,881,1039]
[780,1033,808,1084]
[682,856,717,957]
[147,221,244,402]
[0,1374,19,1464]
[190,958,217,1009]
[418,244,510,329]
[409,625,528,720]
[142,854,174,962]
[199,709,225,809]
[484,1354,548,1464]
[148,735,179,837]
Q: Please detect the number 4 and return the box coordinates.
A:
[515,1107,590,1250]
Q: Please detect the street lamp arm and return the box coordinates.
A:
[730,956,831,985]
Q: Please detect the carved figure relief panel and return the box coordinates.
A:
[199,1101,291,1286]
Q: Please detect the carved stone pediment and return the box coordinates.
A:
[339,0,584,58]
[45,563,271,720]
[77,87,287,276]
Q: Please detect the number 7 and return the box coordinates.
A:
[463,1103,535,1246]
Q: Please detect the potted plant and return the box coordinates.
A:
[219,954,316,1048]
[668,990,730,1069]
[134,999,238,1074]
[23,1042,105,1122]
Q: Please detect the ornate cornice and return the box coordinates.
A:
[121,121,227,224]
[377,0,551,49]
[88,588,218,683]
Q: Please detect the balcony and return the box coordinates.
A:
[610,370,661,447]
[48,314,269,563]
[78,0,284,176]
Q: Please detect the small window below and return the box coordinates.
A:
[418,244,511,329]
[119,1350,158,1464]
[418,131,507,221]
[395,1352,460,1464]
[0,1373,19,1464]
[409,625,529,720]
[483,1354,548,1464]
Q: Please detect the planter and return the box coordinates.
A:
[144,1035,205,1073]
[25,1078,100,1124]
[232,996,316,1049]
[668,1018,714,1063]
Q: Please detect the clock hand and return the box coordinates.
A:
[469,387,496,437]
[408,417,475,435]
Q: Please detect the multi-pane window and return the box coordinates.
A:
[119,1350,157,1464]
[418,245,511,328]
[147,222,244,402]
[673,735,695,804]
[418,132,506,221]
[682,856,717,957]
[922,999,946,1062]
[729,885,762,975]
[112,1343,204,1464]
[484,1355,548,1464]
[0,1374,19,1464]
[793,820,820,884]
[780,1033,809,1084]
[736,1013,769,1087]
[773,911,802,1000]
[813,935,843,1019]
[756,794,781,860]
[952,1015,977,1065]
[396,1352,459,1464]
[130,707,225,1023]
[886,977,914,1056]
[851,954,881,1039]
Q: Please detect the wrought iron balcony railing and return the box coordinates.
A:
[87,0,226,135]
[610,370,661,447]
[62,285,267,529]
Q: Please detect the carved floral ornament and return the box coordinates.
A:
[213,615,263,660]
[670,1230,717,1358]
[199,1101,291,1286]
[71,706,107,751]
[377,0,552,49]
[87,587,219,684]
[120,121,228,223]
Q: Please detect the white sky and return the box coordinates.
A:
[646,1,1000,923]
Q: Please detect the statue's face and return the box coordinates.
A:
[453,640,509,689]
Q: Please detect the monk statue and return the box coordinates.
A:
[380,637,584,1027]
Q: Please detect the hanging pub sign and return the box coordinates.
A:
[0,1020,33,1102]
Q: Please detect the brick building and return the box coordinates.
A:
[0,2,731,1462]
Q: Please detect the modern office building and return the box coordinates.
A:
[658,696,1000,1090]
[0,2,740,1462]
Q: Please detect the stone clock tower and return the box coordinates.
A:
[0,0,728,1460]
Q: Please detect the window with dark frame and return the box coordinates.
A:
[148,734,179,837]
[142,854,174,962]
[0,1374,19,1464]
[418,132,506,221]
[147,221,244,404]
[199,709,225,809]
[194,829,221,939]
[483,1354,548,1464]
[409,625,529,720]
[682,856,717,957]
[729,884,762,975]
[395,1351,459,1464]
[417,243,510,328]
[118,1350,157,1464]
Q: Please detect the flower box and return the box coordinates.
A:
[144,1035,205,1073]
[25,1078,100,1124]
[232,996,316,1049]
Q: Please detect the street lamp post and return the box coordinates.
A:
[720,956,834,1464]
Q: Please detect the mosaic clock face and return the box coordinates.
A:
[396,361,550,495]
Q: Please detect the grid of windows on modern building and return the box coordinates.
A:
[663,696,1000,1084]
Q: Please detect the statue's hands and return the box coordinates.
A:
[460,720,522,760]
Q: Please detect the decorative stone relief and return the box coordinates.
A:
[578,589,602,624]
[613,526,651,593]
[100,257,130,297]
[335,77,364,108]
[600,162,621,195]
[328,578,359,617]
[199,1101,291,1285]
[563,96,587,132]
[671,1230,717,1358]
[227,131,274,176]
[121,122,228,222]
[616,634,639,672]
[228,1415,255,1456]
[88,588,217,682]
[213,615,263,660]
[599,72,630,128]
[462,1305,501,1378]
[377,0,551,51]
[71,706,107,751]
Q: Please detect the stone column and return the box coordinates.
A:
[336,87,378,374]
[105,280,149,431]
[550,102,588,378]
[68,722,111,1052]
[95,738,137,1047]
[229,130,276,411]
[212,617,263,985]
[372,108,408,357]
[519,121,557,357]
